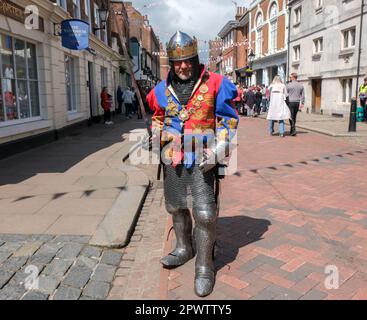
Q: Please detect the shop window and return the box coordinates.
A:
[0,34,40,122]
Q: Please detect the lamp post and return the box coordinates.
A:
[94,3,109,31]
[246,50,255,86]
[246,49,255,85]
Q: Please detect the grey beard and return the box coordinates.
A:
[177,72,192,81]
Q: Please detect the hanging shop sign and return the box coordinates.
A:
[61,19,89,50]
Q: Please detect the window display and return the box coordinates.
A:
[0,33,40,122]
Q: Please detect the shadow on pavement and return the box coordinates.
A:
[0,116,147,186]
[215,215,271,272]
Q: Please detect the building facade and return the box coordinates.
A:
[208,39,222,74]
[216,7,250,84]
[218,20,238,82]
[0,0,130,153]
[141,15,160,87]
[249,0,288,85]
[159,42,169,81]
[124,2,160,89]
[235,8,251,85]
[289,0,367,116]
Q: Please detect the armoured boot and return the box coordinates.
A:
[161,209,194,269]
[193,204,217,297]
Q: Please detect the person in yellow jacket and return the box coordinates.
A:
[360,77,367,123]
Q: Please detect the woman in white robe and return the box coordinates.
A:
[267,75,291,137]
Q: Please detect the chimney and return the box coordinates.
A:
[235,7,246,21]
[144,14,149,25]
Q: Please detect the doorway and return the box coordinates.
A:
[312,79,322,113]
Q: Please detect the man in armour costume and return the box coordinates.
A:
[146,31,239,297]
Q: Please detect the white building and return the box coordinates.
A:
[288,0,367,116]
[0,0,130,156]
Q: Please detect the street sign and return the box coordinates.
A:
[61,19,89,50]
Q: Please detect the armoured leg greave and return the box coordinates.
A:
[193,203,217,297]
[161,208,194,269]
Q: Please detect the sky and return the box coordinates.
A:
[127,0,252,62]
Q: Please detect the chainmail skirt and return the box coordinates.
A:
[163,164,216,210]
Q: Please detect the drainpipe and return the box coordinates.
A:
[286,3,292,82]
[355,0,365,99]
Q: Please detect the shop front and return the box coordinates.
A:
[0,0,130,158]
[252,50,287,86]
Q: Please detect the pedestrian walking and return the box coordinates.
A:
[244,86,256,117]
[132,87,138,115]
[101,87,113,125]
[286,73,305,136]
[123,87,134,119]
[261,85,269,112]
[254,86,262,116]
[241,86,248,116]
[359,77,367,123]
[267,75,291,138]
[117,86,124,115]
[234,84,243,115]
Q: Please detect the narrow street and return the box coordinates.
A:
[1,0,367,306]
[1,115,367,299]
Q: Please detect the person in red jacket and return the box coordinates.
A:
[101,87,113,125]
[233,84,243,115]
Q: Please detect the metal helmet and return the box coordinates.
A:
[166,31,198,62]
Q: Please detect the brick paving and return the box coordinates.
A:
[2,115,367,300]
[112,117,367,300]
[108,182,168,300]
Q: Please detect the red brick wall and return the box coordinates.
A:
[250,0,287,56]
[277,14,286,50]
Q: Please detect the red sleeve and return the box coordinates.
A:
[146,89,164,130]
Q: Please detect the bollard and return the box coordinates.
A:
[348,98,357,132]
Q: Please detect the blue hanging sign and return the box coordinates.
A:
[61,19,89,50]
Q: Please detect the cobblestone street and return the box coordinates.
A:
[0,234,123,300]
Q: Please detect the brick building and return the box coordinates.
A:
[249,0,288,85]
[141,16,160,87]
[208,39,221,73]
[217,7,250,84]
[235,8,251,85]
[124,2,160,88]
[159,42,170,81]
